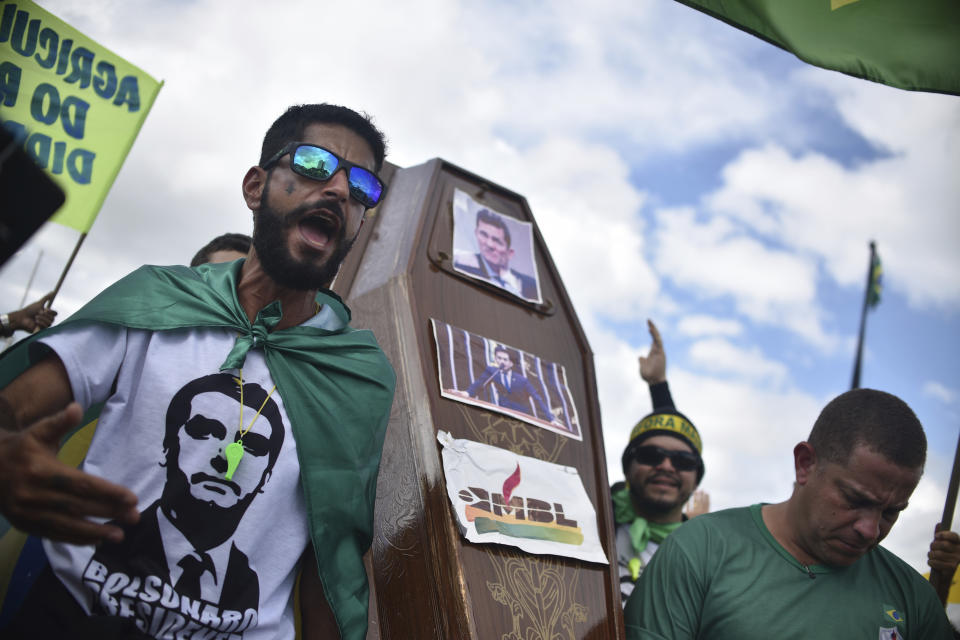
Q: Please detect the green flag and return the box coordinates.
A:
[0,0,163,232]
[674,0,960,96]
[867,249,882,308]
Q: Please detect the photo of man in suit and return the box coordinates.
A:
[87,372,286,614]
[464,344,555,422]
[433,319,583,440]
[453,208,541,303]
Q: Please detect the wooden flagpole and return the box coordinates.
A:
[850,241,876,390]
[47,232,87,307]
[930,429,960,606]
[18,249,43,308]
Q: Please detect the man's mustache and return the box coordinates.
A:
[645,472,680,487]
[285,198,346,231]
[191,472,241,496]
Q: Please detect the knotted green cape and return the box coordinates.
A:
[0,260,396,640]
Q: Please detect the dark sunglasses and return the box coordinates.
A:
[631,445,700,472]
[262,142,385,208]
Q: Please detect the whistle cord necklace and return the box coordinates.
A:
[224,369,277,480]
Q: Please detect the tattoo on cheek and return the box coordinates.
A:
[285,182,295,195]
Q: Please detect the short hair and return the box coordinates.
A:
[808,388,926,470]
[259,103,387,171]
[190,232,251,267]
[493,344,514,362]
[476,209,511,248]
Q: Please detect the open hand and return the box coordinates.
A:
[0,402,139,545]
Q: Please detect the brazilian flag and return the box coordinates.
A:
[867,250,882,308]
[675,0,960,96]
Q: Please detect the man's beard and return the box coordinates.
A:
[161,465,262,551]
[252,181,355,290]
[629,475,688,516]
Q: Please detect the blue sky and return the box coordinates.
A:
[2,0,958,575]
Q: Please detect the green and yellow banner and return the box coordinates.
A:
[675,0,960,96]
[0,0,162,232]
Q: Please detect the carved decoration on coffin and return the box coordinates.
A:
[487,550,587,640]
[373,405,422,584]
[457,405,566,463]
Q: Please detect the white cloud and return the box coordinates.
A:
[707,143,902,287]
[688,338,789,386]
[651,207,838,350]
[706,80,960,311]
[676,315,744,338]
[502,137,657,322]
[923,381,957,405]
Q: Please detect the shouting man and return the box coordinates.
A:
[0,104,395,640]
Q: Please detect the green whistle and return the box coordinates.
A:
[628,557,641,581]
[225,441,244,480]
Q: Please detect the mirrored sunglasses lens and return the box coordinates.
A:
[348,168,383,206]
[293,146,337,180]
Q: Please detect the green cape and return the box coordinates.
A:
[0,260,396,640]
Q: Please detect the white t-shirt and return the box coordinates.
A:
[40,320,326,640]
[616,521,659,605]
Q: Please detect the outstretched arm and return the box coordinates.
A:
[0,354,139,544]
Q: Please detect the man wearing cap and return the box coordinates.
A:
[612,320,706,605]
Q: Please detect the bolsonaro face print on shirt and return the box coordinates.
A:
[83,373,285,638]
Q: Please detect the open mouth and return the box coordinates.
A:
[298,211,342,249]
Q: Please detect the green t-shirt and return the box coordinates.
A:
[625,504,952,639]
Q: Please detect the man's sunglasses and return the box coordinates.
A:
[631,445,700,472]
[262,142,386,208]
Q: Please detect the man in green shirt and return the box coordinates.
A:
[625,388,954,639]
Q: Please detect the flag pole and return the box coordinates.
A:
[930,429,960,605]
[18,249,43,308]
[850,241,876,390]
[47,232,87,308]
